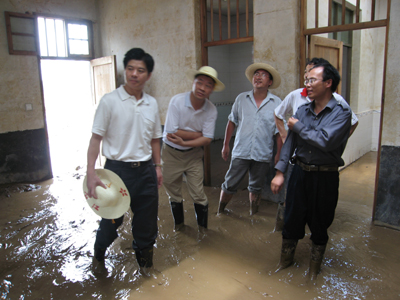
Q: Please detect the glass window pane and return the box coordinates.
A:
[69,39,89,55]
[45,18,57,57]
[12,35,36,51]
[38,17,48,56]
[10,16,35,35]
[67,24,88,40]
[55,19,67,57]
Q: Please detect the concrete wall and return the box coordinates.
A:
[0,0,98,183]
[253,0,300,101]
[96,0,201,124]
[375,0,400,229]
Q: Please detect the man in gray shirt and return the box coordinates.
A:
[271,59,351,281]
[218,63,283,215]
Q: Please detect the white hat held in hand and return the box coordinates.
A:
[83,169,130,219]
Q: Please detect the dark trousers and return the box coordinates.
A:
[94,159,159,252]
[282,164,339,245]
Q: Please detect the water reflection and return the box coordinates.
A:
[1,152,400,299]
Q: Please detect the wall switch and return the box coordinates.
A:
[25,103,33,111]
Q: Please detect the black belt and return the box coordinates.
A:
[296,160,338,172]
[106,159,151,168]
[166,143,193,152]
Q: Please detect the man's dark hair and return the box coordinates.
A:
[123,48,154,73]
[308,58,341,92]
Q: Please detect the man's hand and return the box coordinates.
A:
[86,171,107,199]
[155,167,163,189]
[221,144,230,161]
[166,133,185,146]
[271,171,285,195]
[288,117,298,131]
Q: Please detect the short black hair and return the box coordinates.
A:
[309,58,341,92]
[123,48,154,73]
[306,57,329,67]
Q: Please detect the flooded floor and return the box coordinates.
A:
[1,151,400,299]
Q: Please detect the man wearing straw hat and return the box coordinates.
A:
[218,63,283,215]
[85,48,162,275]
[162,66,224,232]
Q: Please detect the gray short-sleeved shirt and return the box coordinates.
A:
[229,90,282,163]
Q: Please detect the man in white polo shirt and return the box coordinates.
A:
[162,66,224,232]
[86,48,162,275]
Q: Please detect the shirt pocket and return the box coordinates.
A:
[140,108,156,139]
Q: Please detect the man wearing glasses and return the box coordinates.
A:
[218,63,283,215]
[272,57,358,232]
[271,59,352,281]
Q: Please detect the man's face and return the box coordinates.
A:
[305,66,331,100]
[252,69,272,90]
[124,59,151,94]
[192,75,215,101]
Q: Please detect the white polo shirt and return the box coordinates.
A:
[92,85,162,162]
[163,92,217,150]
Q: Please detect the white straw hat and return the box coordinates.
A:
[186,66,225,92]
[245,63,281,89]
[83,169,130,219]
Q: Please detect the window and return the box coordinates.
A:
[4,12,37,55]
[37,17,93,59]
[5,11,93,59]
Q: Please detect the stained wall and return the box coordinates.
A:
[375,0,400,229]
[95,0,201,125]
[0,0,98,183]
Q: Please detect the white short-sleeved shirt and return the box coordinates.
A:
[92,85,162,162]
[275,88,358,126]
[163,92,218,150]
[229,90,282,163]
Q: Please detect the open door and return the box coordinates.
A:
[309,36,343,94]
[90,55,117,166]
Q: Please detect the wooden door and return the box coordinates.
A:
[309,36,343,94]
[90,55,117,166]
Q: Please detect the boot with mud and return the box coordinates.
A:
[274,202,285,232]
[170,201,184,231]
[218,190,233,214]
[275,238,298,272]
[194,203,208,233]
[309,242,327,281]
[249,192,261,215]
[136,246,154,277]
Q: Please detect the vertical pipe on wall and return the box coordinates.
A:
[227,0,231,39]
[236,0,240,38]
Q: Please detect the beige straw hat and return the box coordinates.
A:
[83,169,130,219]
[245,63,281,89]
[186,66,225,92]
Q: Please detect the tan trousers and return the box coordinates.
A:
[162,143,208,206]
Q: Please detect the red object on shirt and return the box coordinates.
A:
[300,88,308,97]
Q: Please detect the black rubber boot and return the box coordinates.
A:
[94,245,106,262]
[135,247,154,277]
[275,238,298,272]
[194,203,208,230]
[309,242,327,281]
[274,202,285,232]
[170,201,184,231]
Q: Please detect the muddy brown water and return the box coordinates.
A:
[1,152,400,299]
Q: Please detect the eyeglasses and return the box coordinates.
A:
[304,78,323,85]
[254,72,269,78]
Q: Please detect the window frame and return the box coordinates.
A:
[5,11,94,60]
[4,11,38,56]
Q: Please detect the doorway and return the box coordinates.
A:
[41,59,94,176]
